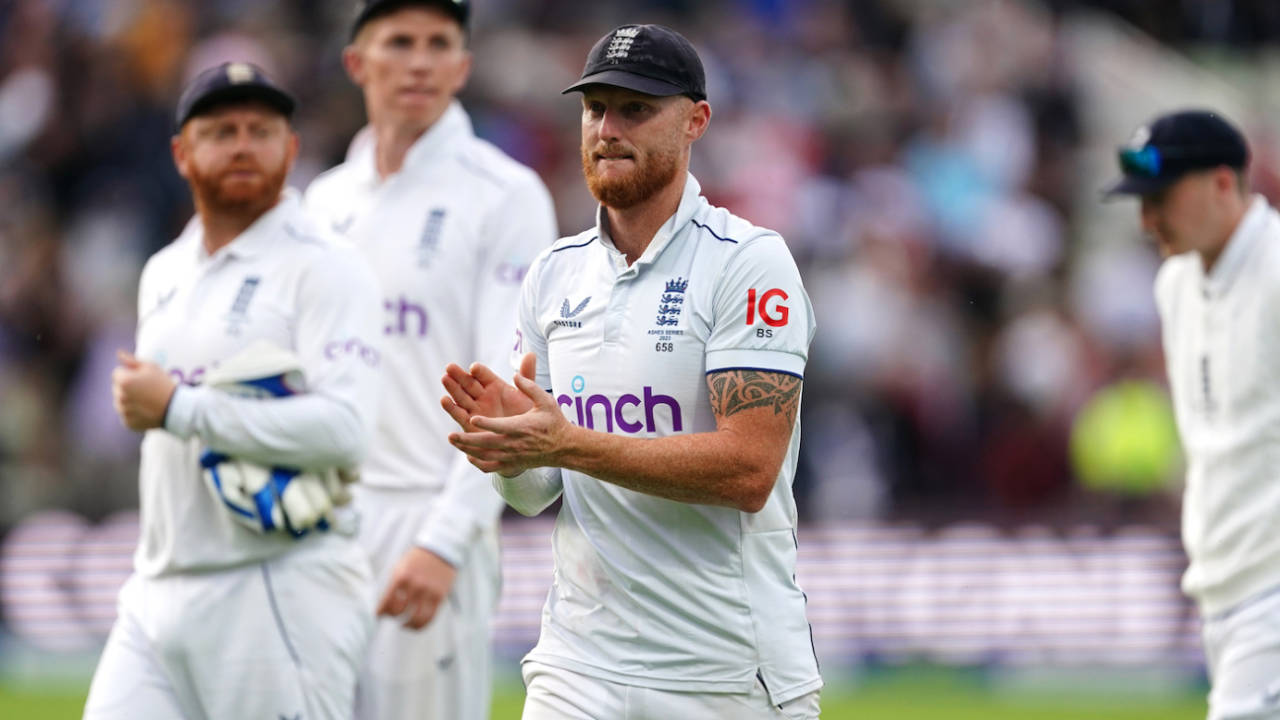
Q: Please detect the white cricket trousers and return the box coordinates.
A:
[83,537,376,720]
[521,661,822,720]
[352,485,501,720]
[1203,586,1280,720]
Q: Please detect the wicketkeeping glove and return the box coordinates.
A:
[198,340,359,538]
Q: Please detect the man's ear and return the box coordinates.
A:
[451,49,473,95]
[342,44,365,85]
[687,99,712,143]
[1213,166,1242,198]
[286,129,300,168]
[171,132,190,181]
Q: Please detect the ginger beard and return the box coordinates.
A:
[186,149,289,220]
[581,138,682,210]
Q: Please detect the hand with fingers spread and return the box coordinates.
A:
[440,352,538,432]
[376,546,458,631]
[112,350,177,431]
[444,354,574,477]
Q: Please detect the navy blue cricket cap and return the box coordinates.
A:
[174,62,295,130]
[350,0,470,39]
[563,24,707,102]
[1105,110,1249,197]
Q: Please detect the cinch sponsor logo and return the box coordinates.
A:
[324,338,380,366]
[556,374,683,434]
[495,262,529,285]
[384,295,428,337]
[167,366,207,386]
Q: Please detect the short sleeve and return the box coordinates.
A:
[477,173,557,372]
[512,251,552,389]
[705,237,815,378]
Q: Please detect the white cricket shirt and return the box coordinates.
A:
[507,173,822,704]
[304,102,557,565]
[1155,195,1280,616]
[134,189,383,577]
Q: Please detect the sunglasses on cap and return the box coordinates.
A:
[1117,145,1233,178]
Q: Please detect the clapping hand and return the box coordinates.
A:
[440,353,571,476]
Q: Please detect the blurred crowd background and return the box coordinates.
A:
[3,0,1280,536]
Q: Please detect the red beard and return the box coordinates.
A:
[581,141,681,209]
[187,160,287,220]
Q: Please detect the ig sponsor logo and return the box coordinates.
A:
[745,288,789,337]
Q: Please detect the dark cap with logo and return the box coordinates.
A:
[174,62,295,130]
[563,24,707,102]
[351,0,470,39]
[1105,110,1249,196]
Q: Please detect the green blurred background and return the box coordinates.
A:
[0,670,1209,719]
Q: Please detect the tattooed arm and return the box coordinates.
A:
[455,367,802,512]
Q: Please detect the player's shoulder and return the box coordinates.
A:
[453,135,548,197]
[545,229,598,257]
[528,229,598,277]
[1254,203,1280,271]
[1153,252,1196,311]
[689,199,797,275]
[304,159,359,208]
[689,199,787,253]
[282,212,379,297]
[1155,251,1196,284]
[280,203,362,262]
[140,218,200,284]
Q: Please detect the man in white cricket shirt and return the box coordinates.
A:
[85,63,382,719]
[441,24,822,720]
[1107,110,1280,719]
[304,1,557,718]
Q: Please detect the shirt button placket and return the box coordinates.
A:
[604,256,633,346]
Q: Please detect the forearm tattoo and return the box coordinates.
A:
[707,370,802,426]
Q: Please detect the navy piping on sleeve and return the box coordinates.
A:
[705,366,804,380]
[551,236,597,253]
[690,219,739,244]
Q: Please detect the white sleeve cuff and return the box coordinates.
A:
[412,511,475,569]
[492,468,562,517]
[163,385,208,439]
[704,349,806,378]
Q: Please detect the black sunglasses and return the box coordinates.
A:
[1117,145,1228,178]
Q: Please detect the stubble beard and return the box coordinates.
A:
[581,142,682,210]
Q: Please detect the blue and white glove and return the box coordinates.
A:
[198,340,358,538]
[199,451,351,537]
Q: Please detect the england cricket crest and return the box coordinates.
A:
[418,208,446,267]
[655,277,687,327]
[647,277,688,351]
[225,275,261,336]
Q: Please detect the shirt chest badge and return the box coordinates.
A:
[225,275,261,336]
[418,207,446,268]
[648,277,688,351]
[655,277,688,327]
